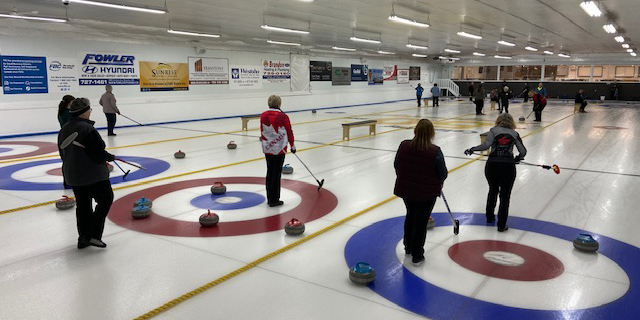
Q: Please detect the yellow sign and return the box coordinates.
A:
[139,61,189,91]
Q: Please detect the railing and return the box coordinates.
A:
[435,79,460,97]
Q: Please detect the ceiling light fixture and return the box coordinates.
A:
[494,55,512,59]
[388,15,429,28]
[406,44,428,50]
[332,46,356,51]
[350,36,381,44]
[627,49,634,52]
[622,44,630,48]
[168,29,220,38]
[631,52,637,57]
[444,48,461,53]
[412,54,428,58]
[579,1,603,17]
[498,40,516,47]
[525,46,538,51]
[438,56,459,60]
[261,24,309,34]
[544,50,554,55]
[267,39,301,46]
[0,13,66,23]
[66,0,166,14]
[558,53,571,58]
[377,50,395,55]
[457,31,483,40]
[472,52,486,56]
[615,36,625,42]
[603,24,617,33]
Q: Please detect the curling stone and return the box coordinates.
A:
[199,210,219,227]
[227,141,237,149]
[573,233,599,252]
[210,182,226,195]
[174,150,186,159]
[131,205,151,219]
[284,218,305,235]
[312,110,317,114]
[107,163,114,172]
[55,195,76,210]
[282,164,294,174]
[427,216,436,229]
[134,197,152,208]
[519,116,525,122]
[349,262,376,285]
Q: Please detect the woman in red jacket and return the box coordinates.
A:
[394,119,448,265]
[260,95,296,207]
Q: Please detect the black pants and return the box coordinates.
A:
[580,102,587,112]
[523,95,529,103]
[474,99,484,114]
[501,101,509,113]
[265,154,286,204]
[533,103,545,121]
[403,197,437,260]
[417,95,422,107]
[485,162,516,230]
[72,179,114,241]
[432,96,439,106]
[105,113,117,135]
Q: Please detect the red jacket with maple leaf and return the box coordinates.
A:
[260,108,295,155]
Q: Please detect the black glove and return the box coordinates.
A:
[291,146,296,154]
[106,153,116,162]
[514,156,523,164]
[464,149,474,156]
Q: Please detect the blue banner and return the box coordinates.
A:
[1,56,48,94]
[351,64,368,81]
[368,69,383,85]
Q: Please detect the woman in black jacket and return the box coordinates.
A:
[394,119,448,265]
[57,95,75,128]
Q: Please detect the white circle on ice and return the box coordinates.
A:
[483,251,525,266]
[214,196,242,204]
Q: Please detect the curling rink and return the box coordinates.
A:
[1,97,639,320]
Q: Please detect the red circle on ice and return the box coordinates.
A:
[109,177,338,237]
[448,240,564,281]
[0,141,59,161]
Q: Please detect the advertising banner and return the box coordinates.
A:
[368,69,384,85]
[79,52,139,86]
[332,67,351,86]
[397,69,410,84]
[139,61,189,92]
[383,65,397,81]
[262,59,291,83]
[409,66,421,80]
[188,57,229,85]
[351,64,369,81]
[48,58,79,93]
[230,65,263,90]
[1,55,48,94]
[310,61,332,81]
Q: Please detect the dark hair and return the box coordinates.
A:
[58,95,75,116]
[434,83,438,86]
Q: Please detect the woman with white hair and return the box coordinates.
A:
[464,113,526,232]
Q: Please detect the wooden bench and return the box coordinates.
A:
[241,114,261,131]
[479,132,490,155]
[342,120,377,140]
[421,97,432,107]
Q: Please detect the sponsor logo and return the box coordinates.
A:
[83,66,98,74]
[194,59,203,72]
[49,61,62,71]
[231,68,240,79]
[263,60,290,68]
[82,54,135,66]
[151,63,177,76]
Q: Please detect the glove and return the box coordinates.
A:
[291,146,296,154]
[464,149,474,156]
[514,156,523,164]
[106,153,116,162]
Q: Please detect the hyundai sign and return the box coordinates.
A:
[79,53,140,85]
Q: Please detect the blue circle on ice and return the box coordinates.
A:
[0,147,13,153]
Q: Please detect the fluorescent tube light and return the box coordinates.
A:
[439,56,459,60]
[603,24,616,33]
[457,31,482,40]
[406,44,428,50]
[498,40,516,47]
[622,44,630,48]
[544,50,554,55]
[377,51,395,55]
[631,52,637,57]
[558,53,571,58]
[525,46,538,51]
[494,55,512,59]
[0,13,66,22]
[267,40,301,46]
[580,1,603,17]
[615,36,625,42]
[261,24,309,35]
[332,46,356,51]
[350,36,381,44]
[67,0,166,14]
[388,15,429,28]
[444,48,461,53]
[472,52,486,56]
[412,54,428,58]
[168,29,220,38]
[627,49,634,52]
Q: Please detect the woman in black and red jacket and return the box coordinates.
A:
[394,119,448,265]
[260,95,296,207]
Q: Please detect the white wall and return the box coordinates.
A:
[0,35,442,137]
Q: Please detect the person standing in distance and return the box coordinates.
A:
[414,83,424,107]
[473,83,486,115]
[498,86,513,114]
[58,98,116,249]
[57,95,75,128]
[99,85,120,136]
[533,82,548,122]
[430,83,440,107]
[260,95,296,207]
[394,119,448,265]
[464,113,526,232]
[468,82,475,101]
[575,89,588,113]
[521,82,530,102]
